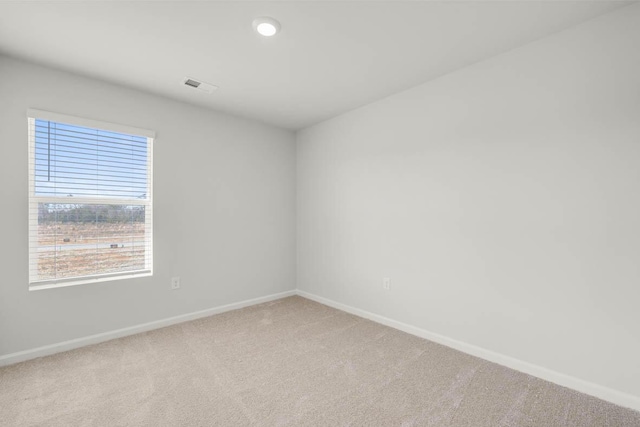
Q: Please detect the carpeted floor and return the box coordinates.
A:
[1,296,639,426]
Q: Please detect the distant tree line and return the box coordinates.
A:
[38,204,145,224]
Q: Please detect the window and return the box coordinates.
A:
[27,109,154,290]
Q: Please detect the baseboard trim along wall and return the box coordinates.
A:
[2,287,638,412]
[0,289,296,367]
[296,290,640,413]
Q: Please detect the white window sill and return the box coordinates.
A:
[29,271,152,291]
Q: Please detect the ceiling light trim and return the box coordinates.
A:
[252,17,281,37]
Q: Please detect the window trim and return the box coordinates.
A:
[29,271,154,292]
[26,109,155,139]
[27,109,155,291]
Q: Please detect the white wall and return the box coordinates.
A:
[0,56,296,356]
[297,4,640,400]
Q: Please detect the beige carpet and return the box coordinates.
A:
[1,296,639,426]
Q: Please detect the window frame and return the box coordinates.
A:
[27,109,155,291]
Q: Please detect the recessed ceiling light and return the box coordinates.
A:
[252,17,281,37]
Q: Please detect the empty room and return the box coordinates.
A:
[0,1,639,425]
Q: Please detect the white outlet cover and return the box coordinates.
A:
[171,277,181,289]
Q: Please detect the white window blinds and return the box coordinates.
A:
[27,109,154,289]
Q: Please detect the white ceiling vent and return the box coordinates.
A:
[181,77,218,94]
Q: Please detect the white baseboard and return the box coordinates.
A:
[0,289,296,367]
[2,288,638,412]
[296,290,640,413]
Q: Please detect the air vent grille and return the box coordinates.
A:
[181,77,218,94]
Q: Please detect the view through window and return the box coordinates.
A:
[28,111,153,288]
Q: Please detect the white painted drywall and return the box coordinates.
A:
[297,4,640,399]
[0,56,296,356]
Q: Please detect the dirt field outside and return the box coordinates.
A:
[38,222,145,246]
[34,222,148,281]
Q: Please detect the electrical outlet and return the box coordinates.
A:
[382,277,390,291]
[171,277,181,290]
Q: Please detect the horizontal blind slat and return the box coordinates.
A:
[33,136,148,155]
[33,147,148,165]
[33,159,148,175]
[34,123,150,144]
